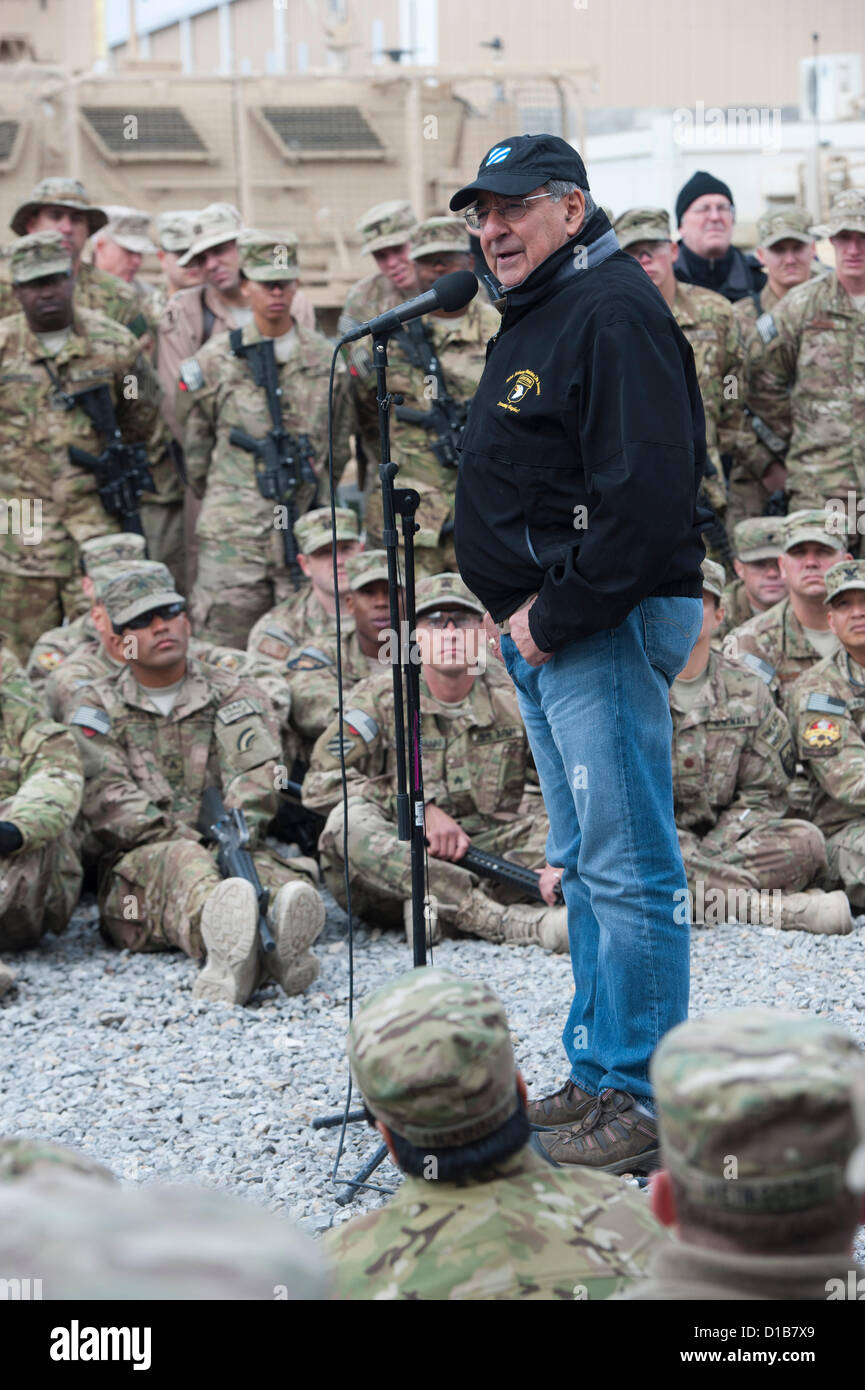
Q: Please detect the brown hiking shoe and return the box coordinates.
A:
[527,1078,596,1131]
[530,1089,659,1175]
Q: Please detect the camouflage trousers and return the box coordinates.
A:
[824,822,865,909]
[319,797,547,930]
[140,498,186,596]
[99,838,314,956]
[678,818,826,902]
[1,573,88,663]
[0,834,83,949]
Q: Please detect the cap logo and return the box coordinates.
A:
[485,146,511,166]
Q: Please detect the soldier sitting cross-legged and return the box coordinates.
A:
[67,568,325,1005]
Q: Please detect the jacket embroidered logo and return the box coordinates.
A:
[499,369,540,412]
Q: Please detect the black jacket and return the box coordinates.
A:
[674,240,766,304]
[454,217,707,652]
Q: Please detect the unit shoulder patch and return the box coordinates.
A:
[217,697,258,724]
[36,650,64,671]
[70,705,111,737]
[805,692,847,716]
[801,716,842,750]
[286,646,333,672]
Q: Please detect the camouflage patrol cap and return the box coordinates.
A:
[613,206,672,250]
[652,1007,865,1213]
[824,559,865,605]
[357,200,417,256]
[349,967,518,1148]
[101,205,156,254]
[756,206,813,248]
[155,209,199,253]
[10,177,109,236]
[409,217,471,260]
[237,229,300,282]
[100,566,185,627]
[811,188,865,239]
[345,549,390,591]
[92,560,174,603]
[80,532,148,573]
[415,572,484,617]
[293,506,359,555]
[733,516,785,562]
[9,231,72,284]
[700,558,726,600]
[178,202,243,267]
[783,508,846,553]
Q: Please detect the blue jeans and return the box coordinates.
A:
[501,596,703,1101]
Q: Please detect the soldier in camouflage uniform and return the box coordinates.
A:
[68,569,324,1005]
[788,558,865,912]
[273,550,397,755]
[0,234,161,661]
[730,209,818,522]
[182,232,351,648]
[723,510,850,712]
[742,189,865,514]
[619,1007,865,1301]
[615,207,743,568]
[0,1137,330,1301]
[246,506,360,663]
[340,200,420,329]
[26,532,148,686]
[150,210,204,323]
[0,634,84,995]
[303,574,565,948]
[90,207,159,313]
[0,178,154,345]
[325,967,666,1300]
[356,217,501,576]
[671,560,848,933]
[714,516,786,644]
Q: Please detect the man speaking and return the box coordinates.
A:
[449,135,706,1173]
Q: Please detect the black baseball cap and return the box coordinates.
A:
[449,134,589,212]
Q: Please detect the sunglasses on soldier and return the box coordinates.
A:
[114,601,186,634]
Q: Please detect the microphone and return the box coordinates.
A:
[339,270,478,343]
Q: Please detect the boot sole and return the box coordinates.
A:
[530,1130,660,1175]
[193,878,259,1005]
[269,881,325,994]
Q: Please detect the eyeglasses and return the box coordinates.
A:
[687,201,734,219]
[464,194,553,230]
[627,244,670,263]
[418,609,479,629]
[119,601,186,632]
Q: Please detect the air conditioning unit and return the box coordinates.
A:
[800,54,863,123]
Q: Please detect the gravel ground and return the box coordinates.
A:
[2,892,864,1261]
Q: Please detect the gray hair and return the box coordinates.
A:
[546,180,596,221]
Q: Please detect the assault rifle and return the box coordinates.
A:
[743,406,788,516]
[67,384,154,537]
[281,779,560,904]
[393,395,469,470]
[228,332,318,590]
[198,786,276,954]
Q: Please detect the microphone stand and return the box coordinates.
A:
[312,326,429,1205]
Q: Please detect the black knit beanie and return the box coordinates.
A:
[675,171,734,225]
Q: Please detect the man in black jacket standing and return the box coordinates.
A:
[449,135,706,1173]
[673,170,766,305]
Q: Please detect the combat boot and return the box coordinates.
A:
[500,903,569,952]
[193,878,259,1005]
[0,958,15,998]
[772,890,853,936]
[265,879,325,996]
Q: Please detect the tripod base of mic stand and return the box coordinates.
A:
[334,1142,390,1206]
